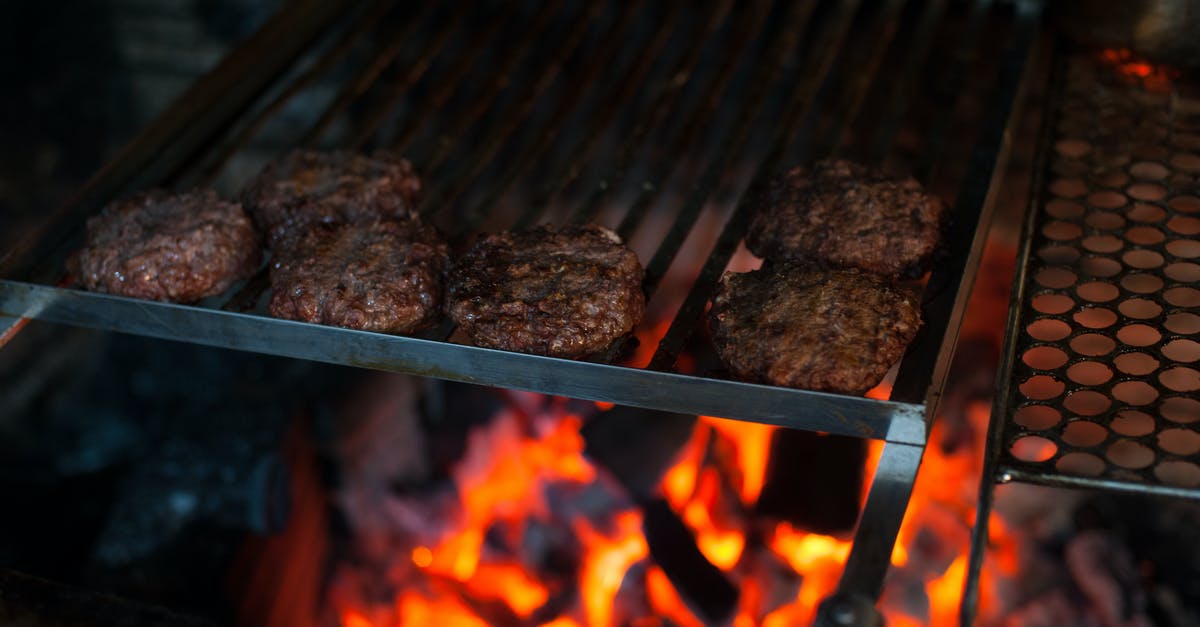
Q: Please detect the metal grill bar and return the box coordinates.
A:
[647,0,863,372]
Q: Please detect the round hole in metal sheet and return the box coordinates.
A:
[1122,249,1164,269]
[1126,203,1166,222]
[1163,340,1200,363]
[1066,362,1114,387]
[1114,352,1160,376]
[1158,428,1200,456]
[1071,333,1116,356]
[1023,346,1069,369]
[1096,171,1131,189]
[1124,226,1166,245]
[1063,389,1112,416]
[1057,453,1106,477]
[1165,287,1200,308]
[1020,375,1065,400]
[1077,282,1120,302]
[1028,318,1073,341]
[1121,273,1165,294]
[1107,439,1155,469]
[1082,234,1124,253]
[1165,312,1200,335]
[1096,150,1131,168]
[1055,139,1092,158]
[1036,267,1078,289]
[1088,191,1127,209]
[1160,367,1200,392]
[1112,381,1159,405]
[1162,396,1200,424]
[1127,183,1167,201]
[1054,160,1089,177]
[1038,245,1081,264]
[1011,436,1057,463]
[1033,293,1075,315]
[1166,239,1200,258]
[1015,405,1062,430]
[1168,195,1200,213]
[1051,178,1088,198]
[1044,221,1083,241]
[1171,153,1200,172]
[1046,199,1086,219]
[1130,161,1169,179]
[1168,216,1200,236]
[1062,420,1108,447]
[1080,256,1122,278]
[1112,410,1156,436]
[1073,307,1117,329]
[1118,298,1162,319]
[1155,461,1200,488]
[1164,262,1200,282]
[1117,324,1162,346]
[1086,212,1126,230]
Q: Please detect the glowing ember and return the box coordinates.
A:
[574,511,648,627]
[1098,48,1178,91]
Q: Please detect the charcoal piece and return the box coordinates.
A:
[755,430,864,534]
[642,499,738,624]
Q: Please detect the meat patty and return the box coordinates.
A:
[75,189,260,302]
[242,149,422,247]
[745,158,944,278]
[446,224,645,358]
[709,264,922,395]
[269,219,449,334]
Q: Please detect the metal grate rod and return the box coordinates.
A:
[647,0,865,372]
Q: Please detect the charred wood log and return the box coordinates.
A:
[755,429,864,534]
[642,498,738,624]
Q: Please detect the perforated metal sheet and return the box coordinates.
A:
[999,53,1200,496]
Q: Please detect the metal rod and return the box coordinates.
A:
[639,0,823,301]
[889,4,1039,405]
[611,0,776,242]
[508,2,693,231]
[192,0,403,187]
[0,280,928,444]
[830,442,926,601]
[453,3,644,232]
[416,1,607,228]
[647,0,863,373]
[303,3,456,148]
[0,0,358,285]
[960,36,1059,627]
[407,4,563,180]
[566,0,740,226]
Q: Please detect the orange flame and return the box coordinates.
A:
[575,511,648,627]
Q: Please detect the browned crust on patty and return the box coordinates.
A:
[242,149,421,247]
[76,189,260,302]
[708,264,922,395]
[268,219,449,334]
[745,158,945,278]
[446,224,645,358]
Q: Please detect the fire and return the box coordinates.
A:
[575,511,648,627]
[1098,48,1178,91]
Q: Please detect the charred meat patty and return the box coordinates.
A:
[75,189,260,302]
[745,158,944,278]
[269,219,449,334]
[446,224,645,358]
[242,149,422,247]
[709,264,921,395]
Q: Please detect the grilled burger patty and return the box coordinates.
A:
[269,219,449,334]
[446,224,645,358]
[709,264,921,395]
[75,189,260,302]
[745,158,944,278]
[242,149,422,247]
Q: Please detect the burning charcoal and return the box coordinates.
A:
[642,499,738,624]
[1065,531,1151,627]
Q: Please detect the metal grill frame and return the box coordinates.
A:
[966,43,1200,625]
[0,0,1041,619]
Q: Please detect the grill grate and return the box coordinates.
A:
[996,53,1200,498]
[1,1,1039,614]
